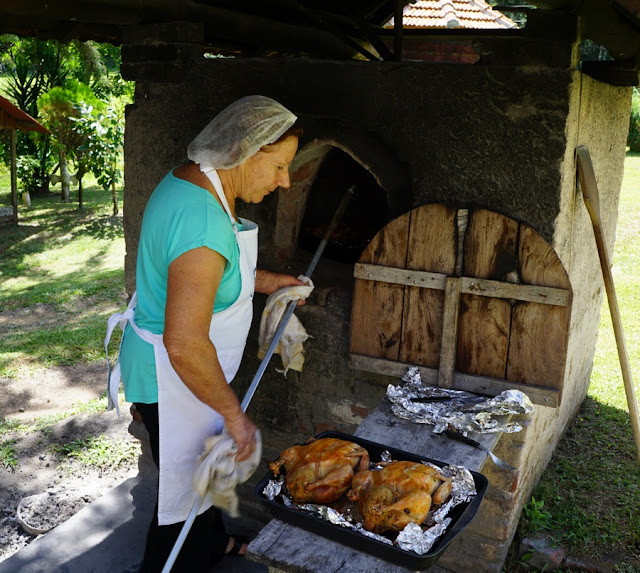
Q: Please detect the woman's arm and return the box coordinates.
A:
[255,269,306,301]
[163,247,257,461]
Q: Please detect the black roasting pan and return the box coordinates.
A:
[254,431,488,570]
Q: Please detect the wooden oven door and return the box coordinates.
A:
[349,204,572,407]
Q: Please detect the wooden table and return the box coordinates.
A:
[247,398,497,572]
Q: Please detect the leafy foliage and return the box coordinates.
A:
[0,36,132,197]
[522,497,553,534]
[0,439,18,469]
[628,88,640,152]
[15,155,41,195]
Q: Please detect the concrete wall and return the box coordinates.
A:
[122,51,631,571]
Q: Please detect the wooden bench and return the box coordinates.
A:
[247,398,499,572]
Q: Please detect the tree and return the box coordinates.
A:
[85,100,126,215]
[38,82,104,209]
[0,36,113,197]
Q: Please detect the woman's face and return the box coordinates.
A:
[240,136,299,203]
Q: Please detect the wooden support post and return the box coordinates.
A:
[394,0,403,60]
[439,276,462,388]
[10,128,17,224]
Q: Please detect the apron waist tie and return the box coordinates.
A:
[104,292,138,415]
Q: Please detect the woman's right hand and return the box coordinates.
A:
[226,413,258,462]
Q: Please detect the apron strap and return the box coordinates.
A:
[199,167,239,238]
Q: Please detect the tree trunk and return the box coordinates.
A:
[111,162,119,216]
[10,129,18,225]
[77,172,84,210]
[60,150,71,202]
[111,178,119,216]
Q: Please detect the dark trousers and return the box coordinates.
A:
[135,403,228,573]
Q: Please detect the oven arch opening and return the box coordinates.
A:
[271,128,410,268]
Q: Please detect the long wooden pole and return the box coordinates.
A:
[576,145,640,464]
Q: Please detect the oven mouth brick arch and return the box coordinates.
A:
[272,122,410,266]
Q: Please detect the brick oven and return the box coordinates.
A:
[119,15,631,571]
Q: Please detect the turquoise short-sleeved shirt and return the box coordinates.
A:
[119,170,242,404]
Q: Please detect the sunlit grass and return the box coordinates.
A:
[0,180,126,377]
[51,434,140,473]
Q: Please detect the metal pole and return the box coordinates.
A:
[241,184,355,411]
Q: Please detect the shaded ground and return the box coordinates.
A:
[0,361,108,420]
[0,363,138,563]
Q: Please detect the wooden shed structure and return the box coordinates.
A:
[0,95,49,225]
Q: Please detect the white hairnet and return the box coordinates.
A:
[187,95,298,170]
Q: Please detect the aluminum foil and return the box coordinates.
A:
[262,459,477,555]
[387,367,534,434]
[396,520,451,555]
[263,476,284,500]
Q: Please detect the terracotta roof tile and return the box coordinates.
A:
[387,0,517,29]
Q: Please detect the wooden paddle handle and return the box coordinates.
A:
[576,145,640,464]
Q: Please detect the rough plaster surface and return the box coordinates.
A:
[123,59,578,291]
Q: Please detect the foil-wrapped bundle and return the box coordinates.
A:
[263,476,284,500]
[387,367,534,433]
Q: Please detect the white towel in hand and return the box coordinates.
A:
[257,275,314,375]
[192,429,262,518]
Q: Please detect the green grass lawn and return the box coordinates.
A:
[0,178,126,376]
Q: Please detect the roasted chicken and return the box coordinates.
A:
[269,437,370,504]
[347,460,452,533]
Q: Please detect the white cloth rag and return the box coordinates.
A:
[257,275,314,375]
[192,429,262,518]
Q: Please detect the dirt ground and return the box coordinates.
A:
[0,362,140,563]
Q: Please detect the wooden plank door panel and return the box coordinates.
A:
[463,209,518,280]
[457,294,511,379]
[506,225,572,390]
[457,209,518,378]
[400,204,457,367]
[351,280,404,359]
[350,204,572,406]
[350,212,410,359]
[406,203,458,273]
[399,288,444,367]
[507,302,569,390]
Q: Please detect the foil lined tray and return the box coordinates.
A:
[254,431,488,570]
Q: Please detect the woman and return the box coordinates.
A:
[107,95,304,571]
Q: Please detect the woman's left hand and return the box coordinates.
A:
[255,269,307,305]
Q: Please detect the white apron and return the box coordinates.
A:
[105,168,258,525]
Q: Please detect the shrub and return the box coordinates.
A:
[627,87,640,152]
